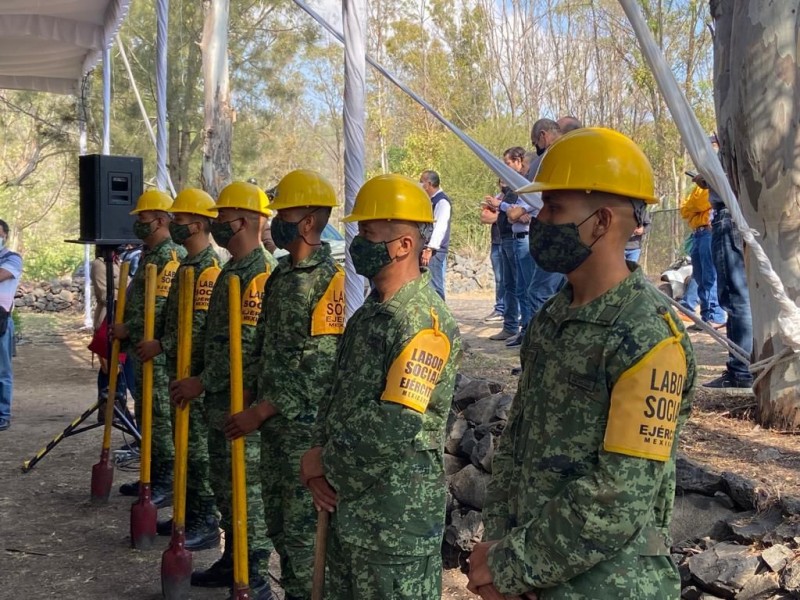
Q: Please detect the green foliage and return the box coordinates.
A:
[22,242,83,282]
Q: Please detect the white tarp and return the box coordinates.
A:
[0,0,131,95]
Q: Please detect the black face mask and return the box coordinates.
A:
[528,210,602,274]
[211,219,243,249]
[535,144,546,156]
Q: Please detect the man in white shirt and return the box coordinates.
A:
[419,170,451,300]
[0,219,23,431]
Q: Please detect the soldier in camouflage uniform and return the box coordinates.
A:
[136,188,222,551]
[170,181,277,600]
[224,170,343,600]
[467,128,696,600]
[114,190,185,506]
[300,174,462,600]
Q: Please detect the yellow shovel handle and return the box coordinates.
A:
[101,261,130,450]
[172,267,194,527]
[140,264,157,484]
[229,276,249,587]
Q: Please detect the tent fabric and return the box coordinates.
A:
[0,0,131,95]
[342,0,367,318]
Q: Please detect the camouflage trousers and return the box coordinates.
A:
[325,525,441,600]
[261,419,317,599]
[206,394,272,576]
[170,392,216,525]
[133,358,173,483]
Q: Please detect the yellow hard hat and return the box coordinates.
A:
[344,174,433,223]
[216,181,272,216]
[517,127,658,204]
[170,188,218,218]
[270,169,338,210]
[130,189,173,215]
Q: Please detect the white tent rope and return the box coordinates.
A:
[342,0,367,318]
[116,37,177,197]
[155,0,169,193]
[102,48,111,155]
[619,0,800,356]
[292,0,533,200]
[662,292,750,365]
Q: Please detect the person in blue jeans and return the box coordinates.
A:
[0,219,22,432]
[700,181,754,388]
[487,148,533,344]
[481,207,505,322]
[690,226,726,325]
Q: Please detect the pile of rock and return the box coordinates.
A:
[443,375,800,598]
[446,253,494,295]
[673,457,800,599]
[444,374,510,567]
[15,277,86,313]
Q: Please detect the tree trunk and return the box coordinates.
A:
[200,0,232,198]
[711,0,800,429]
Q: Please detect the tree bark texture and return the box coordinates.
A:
[711,0,800,428]
[200,0,233,199]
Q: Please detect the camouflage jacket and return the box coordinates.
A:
[314,271,462,556]
[158,244,221,379]
[484,266,696,597]
[247,243,343,427]
[122,237,186,358]
[200,246,278,397]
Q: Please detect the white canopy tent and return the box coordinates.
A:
[0,0,132,328]
[0,0,130,95]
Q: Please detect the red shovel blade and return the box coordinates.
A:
[161,528,192,599]
[90,449,113,503]
[130,483,158,550]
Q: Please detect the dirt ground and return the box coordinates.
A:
[1,296,797,599]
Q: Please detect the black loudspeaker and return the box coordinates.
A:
[78,154,143,244]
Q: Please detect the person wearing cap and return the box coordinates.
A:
[169,181,278,598]
[299,174,462,599]
[467,128,696,600]
[113,190,186,506]
[134,188,222,551]
[223,169,344,600]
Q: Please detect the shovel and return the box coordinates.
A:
[311,510,330,600]
[131,264,158,549]
[229,276,250,599]
[91,260,130,503]
[161,267,195,599]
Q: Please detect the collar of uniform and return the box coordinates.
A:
[365,270,431,316]
[226,245,266,272]
[277,242,332,274]
[146,237,174,255]
[181,244,216,266]
[543,264,647,326]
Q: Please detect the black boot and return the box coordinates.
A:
[119,480,139,496]
[191,533,233,587]
[185,514,220,551]
[156,518,173,536]
[151,481,173,508]
[245,575,276,600]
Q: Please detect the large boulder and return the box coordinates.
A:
[445,510,484,552]
[463,392,513,426]
[687,542,760,598]
[450,464,491,510]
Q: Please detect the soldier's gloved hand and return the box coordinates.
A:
[169,376,204,407]
[135,340,162,362]
[111,323,129,341]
